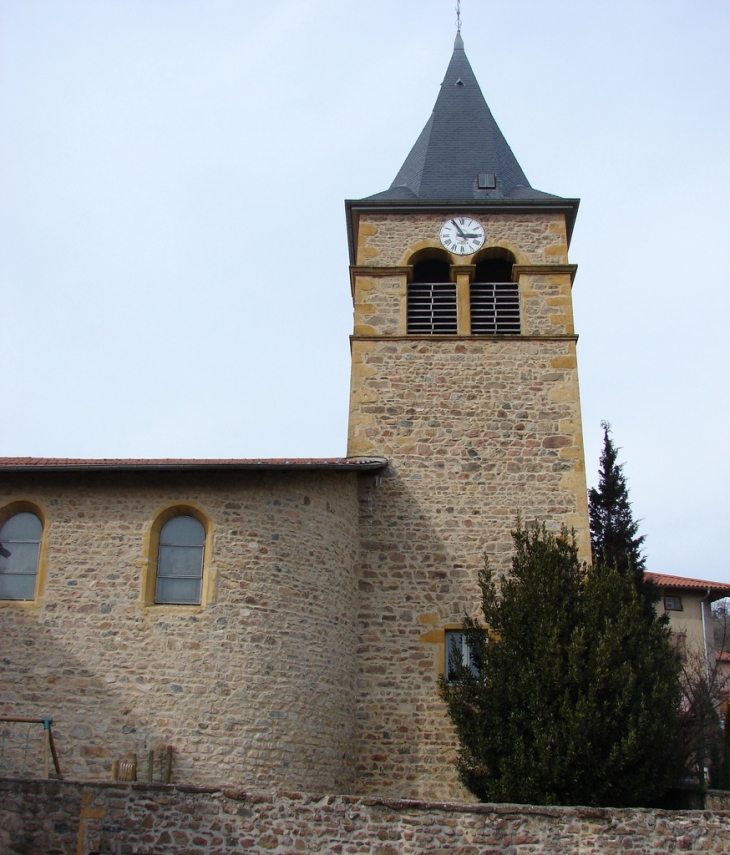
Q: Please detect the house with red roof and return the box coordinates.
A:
[646,572,730,674]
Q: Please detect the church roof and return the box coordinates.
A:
[367,33,561,203]
[0,457,387,473]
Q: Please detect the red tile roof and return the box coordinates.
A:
[646,571,730,598]
[0,457,388,473]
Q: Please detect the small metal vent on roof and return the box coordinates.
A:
[477,173,497,190]
[455,77,465,86]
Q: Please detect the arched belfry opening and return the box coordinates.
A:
[411,249,451,284]
[473,247,515,283]
[407,249,457,334]
[470,248,520,334]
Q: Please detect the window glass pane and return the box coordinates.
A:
[0,512,42,541]
[160,516,205,546]
[446,631,465,681]
[0,573,37,600]
[0,513,41,600]
[155,576,202,605]
[155,515,205,604]
[0,541,41,575]
[445,630,481,681]
[158,544,204,578]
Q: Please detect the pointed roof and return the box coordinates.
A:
[367,33,560,203]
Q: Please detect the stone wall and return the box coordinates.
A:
[0,470,361,794]
[355,212,569,267]
[2,779,729,854]
[350,337,588,799]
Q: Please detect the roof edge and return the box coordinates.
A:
[0,457,389,474]
[345,197,580,211]
[645,571,730,599]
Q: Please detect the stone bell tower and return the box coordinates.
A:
[345,33,590,799]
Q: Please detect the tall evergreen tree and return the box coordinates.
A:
[440,524,680,807]
[589,422,648,600]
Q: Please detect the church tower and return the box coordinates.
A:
[346,34,590,799]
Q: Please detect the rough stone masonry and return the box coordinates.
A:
[2,779,730,854]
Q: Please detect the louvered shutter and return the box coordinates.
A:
[407,283,458,334]
[470,282,520,334]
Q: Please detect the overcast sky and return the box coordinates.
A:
[1,1,728,582]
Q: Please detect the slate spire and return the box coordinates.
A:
[368,34,560,202]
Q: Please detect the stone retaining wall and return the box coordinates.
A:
[2,778,729,855]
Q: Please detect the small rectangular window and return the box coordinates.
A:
[445,630,482,682]
[407,283,457,334]
[664,596,683,611]
[470,282,520,334]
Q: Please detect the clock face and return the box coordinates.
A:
[439,216,485,256]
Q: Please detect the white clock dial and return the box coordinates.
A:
[439,216,485,256]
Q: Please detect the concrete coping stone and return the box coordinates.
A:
[4,778,728,818]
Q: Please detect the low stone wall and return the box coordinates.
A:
[2,778,730,855]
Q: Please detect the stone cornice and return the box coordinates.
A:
[350,334,579,343]
[349,265,578,294]
[350,266,412,277]
[350,266,411,298]
[513,264,578,284]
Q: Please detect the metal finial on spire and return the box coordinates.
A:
[455,0,462,34]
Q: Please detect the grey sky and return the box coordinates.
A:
[1,1,728,581]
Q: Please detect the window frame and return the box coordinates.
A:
[155,515,206,605]
[0,502,47,606]
[142,505,214,609]
[443,628,485,683]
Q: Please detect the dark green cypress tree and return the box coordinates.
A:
[570,560,681,805]
[589,422,652,605]
[440,523,680,807]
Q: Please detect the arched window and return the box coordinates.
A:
[155,515,206,605]
[407,253,457,334]
[0,512,42,600]
[470,251,520,334]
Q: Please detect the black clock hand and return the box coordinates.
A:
[451,219,466,238]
